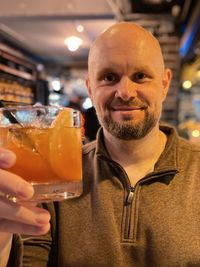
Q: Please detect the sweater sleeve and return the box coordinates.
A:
[7,231,52,267]
[7,203,56,267]
[7,235,23,267]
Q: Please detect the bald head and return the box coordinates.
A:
[88,22,165,76]
[86,22,172,141]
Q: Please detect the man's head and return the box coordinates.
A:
[86,22,172,140]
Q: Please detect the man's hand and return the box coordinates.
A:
[0,148,50,262]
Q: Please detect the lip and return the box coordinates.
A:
[111,106,144,111]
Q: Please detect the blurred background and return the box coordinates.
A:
[0,0,200,143]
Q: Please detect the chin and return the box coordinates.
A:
[113,117,142,126]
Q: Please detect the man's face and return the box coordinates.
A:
[86,28,171,140]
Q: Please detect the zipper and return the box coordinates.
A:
[98,154,179,241]
[123,186,135,240]
[126,186,135,205]
[123,171,179,241]
[98,155,137,240]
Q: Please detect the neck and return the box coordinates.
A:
[103,124,167,167]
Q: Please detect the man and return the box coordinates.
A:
[0,22,200,267]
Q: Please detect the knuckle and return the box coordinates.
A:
[0,219,10,232]
[0,149,16,168]
[14,205,26,220]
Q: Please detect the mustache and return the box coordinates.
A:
[110,98,148,109]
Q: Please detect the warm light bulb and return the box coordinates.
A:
[64,36,83,52]
[192,129,200,138]
[76,25,84,32]
[182,80,192,90]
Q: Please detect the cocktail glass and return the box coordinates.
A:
[0,105,82,203]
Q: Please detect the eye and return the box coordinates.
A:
[103,73,119,83]
[134,72,147,82]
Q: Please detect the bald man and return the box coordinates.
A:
[1,22,200,267]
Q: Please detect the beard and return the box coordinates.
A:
[96,99,159,140]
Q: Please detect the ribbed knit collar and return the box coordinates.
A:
[95,124,179,173]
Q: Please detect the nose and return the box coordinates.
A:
[115,76,137,101]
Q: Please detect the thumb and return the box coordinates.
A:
[0,148,16,168]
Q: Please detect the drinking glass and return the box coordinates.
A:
[0,105,82,203]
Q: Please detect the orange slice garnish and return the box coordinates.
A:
[49,109,82,181]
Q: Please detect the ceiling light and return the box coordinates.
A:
[76,25,84,33]
[182,80,192,90]
[192,129,200,138]
[64,36,83,52]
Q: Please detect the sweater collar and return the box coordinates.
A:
[95,124,179,173]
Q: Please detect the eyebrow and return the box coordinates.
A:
[134,66,155,76]
[96,67,118,79]
[96,65,155,79]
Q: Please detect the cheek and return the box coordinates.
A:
[91,92,106,117]
[92,87,114,109]
[142,82,165,105]
[150,92,165,116]
[137,88,165,117]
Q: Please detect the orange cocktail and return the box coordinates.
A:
[0,106,82,202]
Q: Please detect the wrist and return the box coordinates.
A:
[0,233,13,258]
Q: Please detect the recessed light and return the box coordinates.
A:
[76,25,84,33]
[64,36,83,52]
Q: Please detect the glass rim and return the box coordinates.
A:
[0,105,80,113]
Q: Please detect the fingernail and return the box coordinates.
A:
[17,183,34,199]
[33,223,50,235]
[36,212,50,225]
[0,151,16,167]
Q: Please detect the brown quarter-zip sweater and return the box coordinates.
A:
[8,125,200,267]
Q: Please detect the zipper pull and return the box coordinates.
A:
[126,187,135,205]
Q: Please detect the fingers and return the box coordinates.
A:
[0,197,51,235]
[0,169,34,200]
[0,148,16,168]
[0,220,50,236]
[0,197,50,225]
[0,148,50,236]
[0,148,34,200]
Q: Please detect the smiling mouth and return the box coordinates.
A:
[111,106,146,111]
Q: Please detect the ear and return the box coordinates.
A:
[85,78,93,102]
[162,68,172,100]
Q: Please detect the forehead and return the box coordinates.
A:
[91,40,162,74]
[88,24,165,77]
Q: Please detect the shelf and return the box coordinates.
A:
[0,50,35,69]
[0,48,37,81]
[0,64,35,80]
